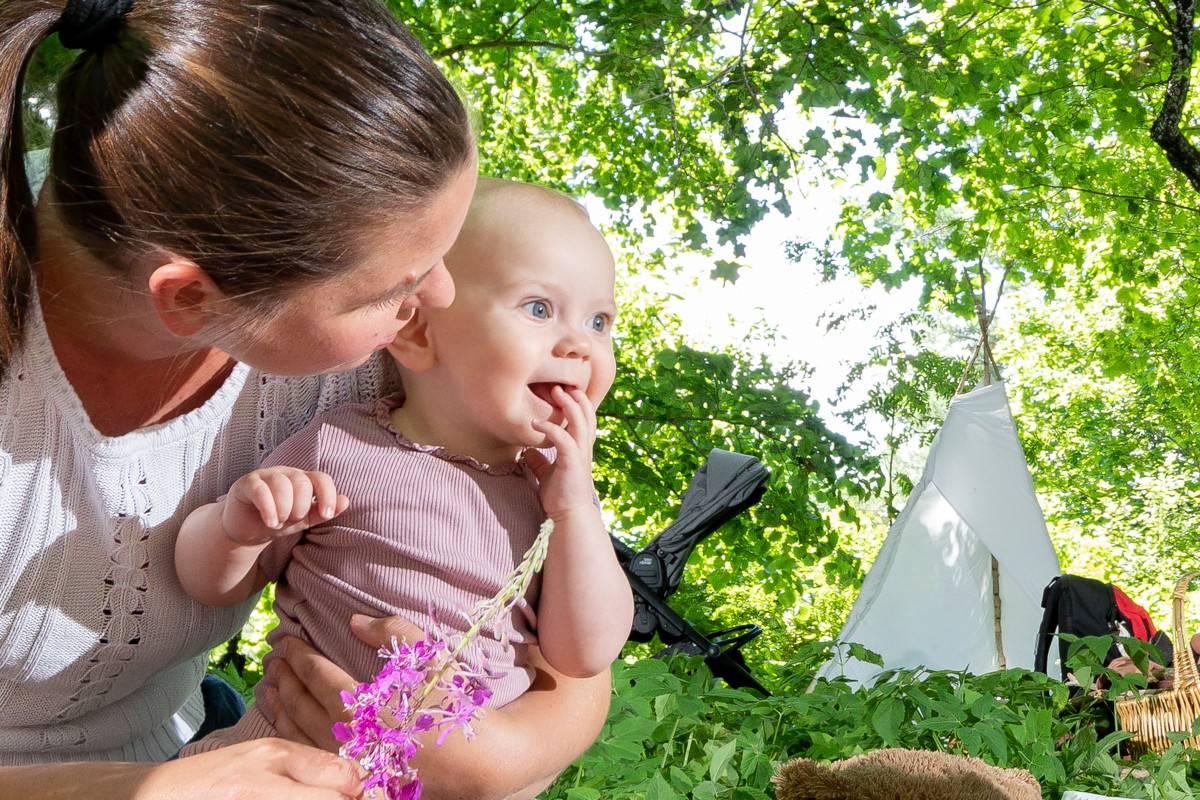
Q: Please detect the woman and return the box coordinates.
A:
[0,1,610,798]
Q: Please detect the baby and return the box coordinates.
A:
[175,178,633,754]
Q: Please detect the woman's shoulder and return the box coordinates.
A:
[250,353,400,457]
[253,353,399,422]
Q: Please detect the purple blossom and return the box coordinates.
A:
[335,634,490,800]
[335,519,556,800]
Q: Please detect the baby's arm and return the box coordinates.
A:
[175,467,347,607]
[523,386,633,678]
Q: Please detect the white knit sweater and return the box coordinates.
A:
[0,296,393,763]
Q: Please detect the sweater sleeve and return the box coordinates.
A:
[256,419,323,582]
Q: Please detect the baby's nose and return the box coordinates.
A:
[553,329,591,358]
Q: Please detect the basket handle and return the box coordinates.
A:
[1171,572,1200,690]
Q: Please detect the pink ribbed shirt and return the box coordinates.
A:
[183,398,543,753]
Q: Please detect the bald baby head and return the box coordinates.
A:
[444,178,611,283]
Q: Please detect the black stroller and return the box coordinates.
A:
[611,448,771,695]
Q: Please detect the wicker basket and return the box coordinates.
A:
[1114,571,1200,757]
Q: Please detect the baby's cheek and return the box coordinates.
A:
[588,356,617,407]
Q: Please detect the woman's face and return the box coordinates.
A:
[225,162,477,376]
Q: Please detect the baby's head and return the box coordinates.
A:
[389,178,617,460]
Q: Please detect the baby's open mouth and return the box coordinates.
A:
[528,382,570,407]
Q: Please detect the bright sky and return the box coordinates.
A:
[586,142,923,443]
[659,201,922,435]
[584,98,927,441]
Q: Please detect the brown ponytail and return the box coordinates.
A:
[0,0,474,375]
[0,2,61,373]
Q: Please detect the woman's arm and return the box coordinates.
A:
[265,614,612,800]
[0,739,365,800]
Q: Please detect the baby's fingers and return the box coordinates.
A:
[570,387,598,438]
[238,473,285,529]
[553,386,594,449]
[266,470,307,525]
[523,446,552,482]
[306,471,345,522]
[531,417,574,456]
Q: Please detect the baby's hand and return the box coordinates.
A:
[525,386,599,522]
[221,467,348,546]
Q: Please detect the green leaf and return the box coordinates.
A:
[710,259,743,284]
[565,790,602,800]
[977,723,1009,763]
[646,773,678,800]
[871,698,905,744]
[709,739,738,783]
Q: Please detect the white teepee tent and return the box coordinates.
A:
[818,380,1061,685]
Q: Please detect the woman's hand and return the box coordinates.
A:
[265,613,611,800]
[0,738,365,800]
[261,615,427,752]
[145,739,365,799]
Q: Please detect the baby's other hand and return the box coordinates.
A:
[222,467,348,546]
[526,385,598,521]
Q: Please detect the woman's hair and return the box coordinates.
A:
[0,0,473,369]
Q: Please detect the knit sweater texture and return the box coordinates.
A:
[0,296,393,763]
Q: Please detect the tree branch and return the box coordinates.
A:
[432,38,577,58]
[1150,0,1200,192]
[1082,0,1158,30]
[1149,0,1175,28]
[1019,179,1200,213]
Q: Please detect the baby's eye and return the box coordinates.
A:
[588,313,611,333]
[522,300,552,320]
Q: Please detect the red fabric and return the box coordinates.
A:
[1112,585,1157,641]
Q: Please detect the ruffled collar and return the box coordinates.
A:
[373,394,531,477]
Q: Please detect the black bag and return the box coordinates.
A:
[1034,574,1173,681]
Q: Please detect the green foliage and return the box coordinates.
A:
[598,297,881,668]
[998,278,1200,621]
[207,586,275,704]
[766,0,1200,622]
[832,310,965,520]
[385,0,809,253]
[544,643,1200,800]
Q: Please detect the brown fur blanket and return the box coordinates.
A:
[772,748,1041,800]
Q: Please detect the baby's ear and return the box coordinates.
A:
[386,310,437,372]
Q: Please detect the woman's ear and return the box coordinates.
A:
[147,260,226,338]
[386,310,437,372]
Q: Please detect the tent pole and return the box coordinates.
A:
[991,557,1006,669]
[973,259,1008,670]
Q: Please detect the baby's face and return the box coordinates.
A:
[424,196,617,454]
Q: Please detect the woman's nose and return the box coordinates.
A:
[421,261,456,308]
[403,261,456,314]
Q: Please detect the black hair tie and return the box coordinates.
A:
[57,0,133,51]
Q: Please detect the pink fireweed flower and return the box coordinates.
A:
[337,519,555,800]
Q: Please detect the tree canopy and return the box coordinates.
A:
[22,0,1200,659]
[25,0,1200,795]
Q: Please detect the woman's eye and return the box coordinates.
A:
[588,313,611,333]
[371,295,404,310]
[522,300,551,319]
